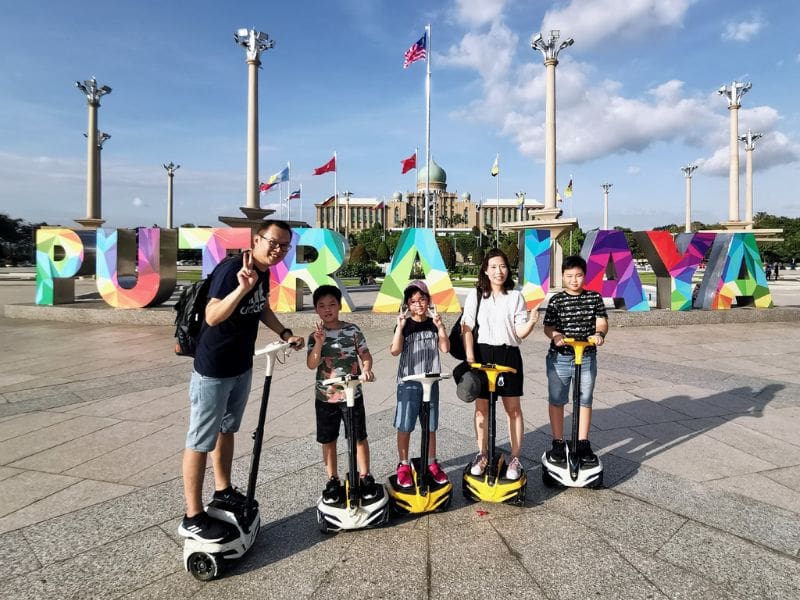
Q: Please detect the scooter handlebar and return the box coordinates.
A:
[468,362,517,374]
[254,340,295,357]
[320,373,372,386]
[401,372,452,384]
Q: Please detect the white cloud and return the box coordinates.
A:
[439,21,518,82]
[132,197,146,208]
[627,166,641,175]
[454,0,507,27]
[697,131,800,176]
[722,17,765,42]
[539,0,692,49]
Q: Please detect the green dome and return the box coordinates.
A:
[417,158,446,185]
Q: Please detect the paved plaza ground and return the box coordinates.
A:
[1,275,800,599]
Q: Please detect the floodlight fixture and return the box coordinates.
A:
[531,29,574,62]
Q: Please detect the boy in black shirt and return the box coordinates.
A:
[542,255,608,466]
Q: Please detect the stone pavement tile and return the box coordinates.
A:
[614,465,800,556]
[628,420,776,481]
[706,473,800,514]
[763,464,800,492]
[0,410,76,442]
[726,406,800,446]
[22,478,184,564]
[493,511,669,599]
[0,471,80,518]
[0,415,119,465]
[2,527,179,600]
[9,420,168,473]
[64,384,187,418]
[608,395,690,425]
[0,391,88,419]
[588,399,649,430]
[0,466,20,481]
[428,519,549,599]
[546,487,686,554]
[118,571,203,600]
[0,479,136,534]
[112,390,188,423]
[64,423,186,482]
[656,521,800,598]
[679,416,800,467]
[638,385,740,419]
[0,373,39,389]
[606,538,744,599]
[0,529,41,578]
[308,526,428,599]
[121,450,183,487]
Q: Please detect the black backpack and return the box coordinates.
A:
[448,289,482,361]
[173,277,212,357]
[173,256,235,357]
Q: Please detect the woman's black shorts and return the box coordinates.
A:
[474,343,524,398]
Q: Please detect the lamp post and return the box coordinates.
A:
[531,30,573,213]
[738,129,763,228]
[717,80,751,224]
[234,28,274,211]
[681,164,698,233]
[341,190,353,239]
[75,77,111,227]
[84,131,111,219]
[601,183,613,230]
[163,162,180,229]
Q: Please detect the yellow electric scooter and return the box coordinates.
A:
[462,362,526,505]
[387,372,453,514]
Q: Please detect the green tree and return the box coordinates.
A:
[473,245,485,267]
[437,236,456,270]
[375,240,390,263]
[500,240,519,269]
[350,244,368,264]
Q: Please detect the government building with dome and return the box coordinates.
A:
[314,159,544,236]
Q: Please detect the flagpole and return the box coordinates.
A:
[300,183,303,225]
[286,161,291,221]
[334,151,338,233]
[414,147,419,228]
[424,23,431,229]
[495,152,500,247]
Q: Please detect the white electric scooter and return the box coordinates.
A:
[183,340,294,581]
[316,374,389,532]
[541,338,603,488]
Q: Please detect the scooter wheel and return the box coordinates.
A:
[513,484,526,506]
[187,552,221,581]
[316,509,332,534]
[541,469,558,488]
[589,471,604,489]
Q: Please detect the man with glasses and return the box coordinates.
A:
[179,220,305,542]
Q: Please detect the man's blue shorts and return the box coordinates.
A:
[186,369,252,452]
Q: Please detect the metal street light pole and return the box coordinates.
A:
[234,28,274,211]
[163,162,180,229]
[341,190,353,240]
[75,78,111,227]
[738,129,763,228]
[717,80,751,224]
[601,183,613,230]
[531,30,573,212]
[681,164,698,233]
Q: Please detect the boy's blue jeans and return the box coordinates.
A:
[546,351,597,407]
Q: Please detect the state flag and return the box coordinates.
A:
[313,156,336,175]
[401,152,417,174]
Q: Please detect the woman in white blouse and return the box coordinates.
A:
[462,248,539,480]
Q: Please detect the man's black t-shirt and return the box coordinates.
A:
[193,257,269,378]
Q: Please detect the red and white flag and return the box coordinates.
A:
[401,152,417,174]
[313,156,336,175]
[403,33,427,69]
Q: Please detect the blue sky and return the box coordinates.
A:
[1,0,798,231]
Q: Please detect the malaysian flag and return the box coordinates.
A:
[403,32,427,69]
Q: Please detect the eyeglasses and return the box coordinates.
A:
[259,235,291,252]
